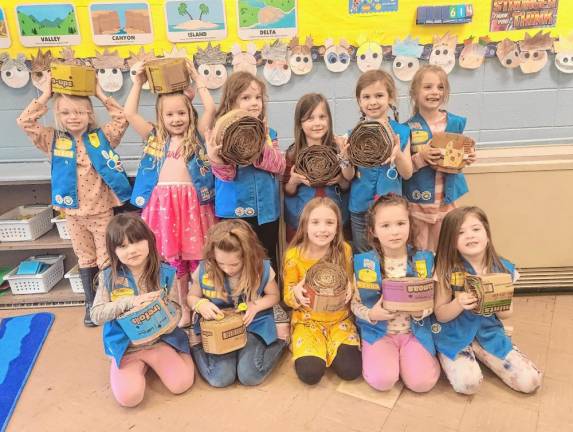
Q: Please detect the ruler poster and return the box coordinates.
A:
[490,0,559,32]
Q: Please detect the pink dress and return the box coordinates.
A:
[142,137,216,262]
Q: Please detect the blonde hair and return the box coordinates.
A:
[355,69,399,121]
[215,71,268,121]
[53,94,97,133]
[203,219,267,302]
[288,197,346,268]
[434,206,508,299]
[409,64,450,115]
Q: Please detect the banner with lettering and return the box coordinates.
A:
[490,0,559,32]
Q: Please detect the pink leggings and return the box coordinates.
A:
[362,333,440,393]
[110,343,195,407]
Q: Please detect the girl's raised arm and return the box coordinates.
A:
[96,83,129,148]
[186,59,216,136]
[124,63,154,139]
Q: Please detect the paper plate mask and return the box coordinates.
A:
[288,36,313,75]
[392,37,423,81]
[429,33,457,74]
[92,49,125,93]
[261,40,291,86]
[554,32,573,74]
[231,43,257,76]
[194,43,228,90]
[0,53,30,89]
[519,31,552,74]
[459,37,489,70]
[30,49,53,91]
[321,39,352,73]
[356,39,383,73]
[496,39,521,69]
[127,48,157,90]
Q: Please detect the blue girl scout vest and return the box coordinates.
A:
[284,184,349,229]
[131,130,214,209]
[353,248,436,355]
[349,119,410,214]
[432,258,515,360]
[402,112,468,205]
[215,128,280,225]
[193,259,277,345]
[102,263,190,366]
[51,129,131,209]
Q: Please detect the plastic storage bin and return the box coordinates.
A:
[51,217,71,240]
[0,205,53,242]
[4,255,65,295]
[64,265,84,293]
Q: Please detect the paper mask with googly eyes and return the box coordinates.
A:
[0,53,30,89]
[356,41,383,73]
[554,32,573,74]
[287,36,313,76]
[92,49,125,93]
[391,37,423,81]
[231,43,257,76]
[518,31,553,74]
[429,33,457,74]
[322,39,352,73]
[496,39,521,69]
[261,40,291,86]
[127,48,156,90]
[459,37,489,70]
[194,42,228,90]
[30,49,53,91]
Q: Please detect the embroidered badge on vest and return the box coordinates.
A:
[101,149,124,172]
[54,137,73,158]
[88,132,101,149]
[451,272,465,287]
[411,130,429,144]
[415,259,428,278]
[110,287,135,301]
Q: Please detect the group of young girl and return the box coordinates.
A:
[16,61,542,408]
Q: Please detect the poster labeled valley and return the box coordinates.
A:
[89,2,154,45]
[16,3,80,47]
[0,7,10,49]
[237,0,297,40]
[165,1,227,42]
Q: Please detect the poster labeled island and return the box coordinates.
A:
[16,3,80,47]
[0,7,11,49]
[165,1,227,42]
[89,2,153,45]
[237,0,297,40]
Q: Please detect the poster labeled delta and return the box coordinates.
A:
[490,0,559,32]
[348,0,398,14]
[89,2,153,45]
[165,0,227,42]
[237,0,297,40]
[16,3,80,47]
[0,7,10,48]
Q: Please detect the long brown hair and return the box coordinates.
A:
[288,197,346,267]
[215,71,268,121]
[202,219,267,302]
[155,92,199,162]
[104,214,161,294]
[409,64,451,115]
[366,194,416,276]
[434,206,508,298]
[355,69,399,121]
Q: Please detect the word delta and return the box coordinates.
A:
[260,29,277,35]
[112,35,136,41]
[407,283,433,294]
[131,303,161,326]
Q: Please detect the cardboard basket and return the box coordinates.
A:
[382,277,435,312]
[51,63,96,96]
[464,273,514,315]
[305,262,348,313]
[145,58,189,94]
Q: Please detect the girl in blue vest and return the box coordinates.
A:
[343,70,413,253]
[187,219,287,387]
[404,65,477,252]
[206,71,285,272]
[352,194,440,393]
[125,60,217,328]
[433,206,542,394]
[90,214,194,407]
[17,78,131,327]
[283,93,350,242]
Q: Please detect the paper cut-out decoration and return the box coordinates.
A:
[261,40,291,86]
[30,49,54,91]
[392,37,423,82]
[164,46,188,59]
[356,36,383,73]
[16,4,81,47]
[429,33,457,74]
[59,47,84,66]
[459,37,489,70]
[321,39,352,73]
[288,36,313,75]
[164,0,227,43]
[518,31,552,74]
[0,53,30,88]
[92,49,124,93]
[496,39,521,69]
[237,0,298,40]
[89,2,153,46]
[127,47,156,90]
[0,7,11,49]
[195,42,227,89]
[231,43,257,76]
[554,32,573,74]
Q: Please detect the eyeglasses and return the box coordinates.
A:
[57,110,91,117]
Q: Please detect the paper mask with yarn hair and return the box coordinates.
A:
[59,47,84,66]
[519,31,553,74]
[554,32,573,74]
[231,43,257,76]
[261,40,291,86]
[195,42,228,90]
[356,35,382,73]
[0,53,30,89]
[92,49,125,93]
[127,47,156,90]
[496,39,521,69]
[392,37,423,81]
[288,36,313,75]
[429,33,457,74]
[320,39,352,73]
[30,49,53,90]
[459,37,489,70]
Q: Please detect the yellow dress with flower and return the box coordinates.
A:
[283,242,359,366]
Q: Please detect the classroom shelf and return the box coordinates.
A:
[0,227,72,251]
[0,278,84,309]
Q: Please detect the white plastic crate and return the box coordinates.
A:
[4,255,65,295]
[64,265,84,293]
[51,217,71,240]
[0,205,53,242]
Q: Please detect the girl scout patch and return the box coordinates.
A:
[111,287,135,301]
[411,130,429,144]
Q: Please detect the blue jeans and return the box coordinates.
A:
[192,333,286,387]
[350,211,369,253]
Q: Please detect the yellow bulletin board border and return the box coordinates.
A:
[0,0,571,59]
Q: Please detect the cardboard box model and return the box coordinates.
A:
[382,277,435,312]
[145,58,189,94]
[50,63,96,96]
[200,310,247,354]
[464,273,514,316]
